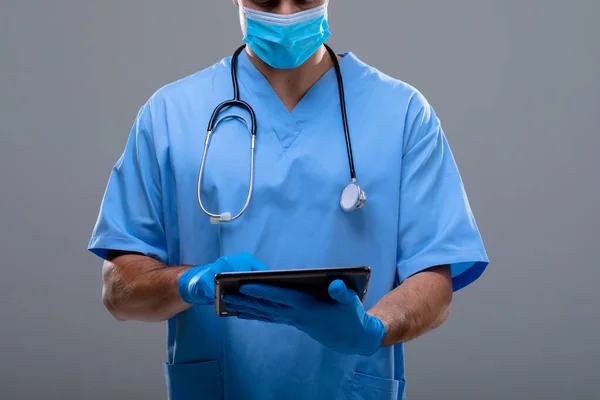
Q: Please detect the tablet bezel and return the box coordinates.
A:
[213,266,371,317]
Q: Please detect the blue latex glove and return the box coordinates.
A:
[222,279,386,356]
[178,252,269,305]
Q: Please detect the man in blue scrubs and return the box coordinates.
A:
[88,1,489,399]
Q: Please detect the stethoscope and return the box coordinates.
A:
[197,44,366,224]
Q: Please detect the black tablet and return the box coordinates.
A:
[214,266,371,316]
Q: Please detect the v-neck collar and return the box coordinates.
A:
[236,48,359,151]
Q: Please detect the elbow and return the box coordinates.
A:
[438,302,452,326]
[432,268,453,329]
[431,298,452,330]
[101,262,172,323]
[101,261,133,321]
[101,289,168,322]
[102,286,129,321]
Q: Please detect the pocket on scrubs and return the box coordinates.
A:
[348,372,404,400]
[163,360,223,400]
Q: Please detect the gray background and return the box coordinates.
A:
[1,0,598,399]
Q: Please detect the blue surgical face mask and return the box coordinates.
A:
[242,3,331,70]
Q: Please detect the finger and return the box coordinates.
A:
[225,304,274,320]
[250,258,270,271]
[328,280,357,305]
[225,252,270,272]
[239,252,270,271]
[223,293,286,316]
[226,302,289,324]
[239,284,313,307]
[236,313,279,324]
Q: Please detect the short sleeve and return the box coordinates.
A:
[87,101,168,262]
[396,93,489,292]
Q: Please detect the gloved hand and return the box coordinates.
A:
[222,279,386,356]
[178,252,269,305]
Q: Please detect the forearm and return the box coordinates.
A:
[102,251,193,322]
[367,265,453,346]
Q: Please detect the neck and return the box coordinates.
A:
[245,45,340,112]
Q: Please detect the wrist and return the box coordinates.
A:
[366,308,393,347]
[367,308,410,347]
[357,314,387,356]
[178,265,212,304]
[372,316,387,350]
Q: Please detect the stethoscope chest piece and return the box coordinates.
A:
[340,182,367,213]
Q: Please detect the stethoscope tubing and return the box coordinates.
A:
[198,43,360,223]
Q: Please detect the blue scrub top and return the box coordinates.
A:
[89,49,489,400]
